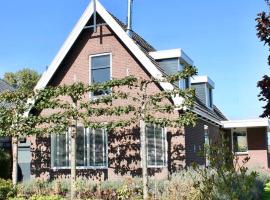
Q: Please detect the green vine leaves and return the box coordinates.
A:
[0,65,197,137]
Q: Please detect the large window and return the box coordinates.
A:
[232,129,248,153]
[90,54,111,96]
[146,124,166,167]
[51,127,107,168]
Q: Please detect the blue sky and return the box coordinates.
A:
[0,0,269,120]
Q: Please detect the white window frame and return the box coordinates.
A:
[145,125,167,168]
[204,125,210,167]
[51,127,108,170]
[231,128,248,155]
[88,128,108,169]
[89,52,112,99]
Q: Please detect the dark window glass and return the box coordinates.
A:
[146,124,166,167]
[233,131,248,153]
[51,128,107,168]
[76,127,87,166]
[52,132,70,167]
[89,128,107,167]
[91,55,111,96]
[209,88,213,108]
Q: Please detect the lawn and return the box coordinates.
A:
[261,181,270,200]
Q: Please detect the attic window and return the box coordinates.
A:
[209,88,213,108]
[90,53,111,97]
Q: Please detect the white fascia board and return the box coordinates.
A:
[221,119,270,128]
[34,0,182,105]
[190,76,215,89]
[149,49,193,66]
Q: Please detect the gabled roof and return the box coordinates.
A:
[34,0,226,125]
[35,0,181,105]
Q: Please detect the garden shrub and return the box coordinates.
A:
[29,195,64,200]
[14,164,268,200]
[0,179,15,200]
[157,169,200,200]
[192,137,263,200]
[0,149,11,179]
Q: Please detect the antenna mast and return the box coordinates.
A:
[93,0,97,32]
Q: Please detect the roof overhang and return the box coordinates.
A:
[221,119,270,129]
[190,76,215,89]
[149,49,193,66]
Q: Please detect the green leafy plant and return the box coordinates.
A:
[29,195,64,200]
[0,179,15,200]
[192,137,259,200]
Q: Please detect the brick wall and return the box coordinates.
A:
[236,127,268,169]
[185,118,221,166]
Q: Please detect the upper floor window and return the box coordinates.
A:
[146,124,166,167]
[90,54,111,97]
[51,127,108,168]
[232,129,248,153]
[208,88,213,108]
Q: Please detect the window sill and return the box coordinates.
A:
[234,152,249,156]
[147,165,167,169]
[51,166,108,171]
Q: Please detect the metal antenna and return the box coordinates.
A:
[93,0,97,32]
[126,0,133,36]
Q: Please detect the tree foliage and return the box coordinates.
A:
[0,64,197,198]
[3,68,41,90]
[257,0,270,117]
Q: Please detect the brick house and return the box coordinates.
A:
[29,0,270,181]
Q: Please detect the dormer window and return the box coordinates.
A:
[190,76,215,109]
[208,87,213,108]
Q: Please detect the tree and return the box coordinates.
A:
[36,76,137,199]
[3,68,41,90]
[125,65,197,199]
[257,0,270,117]
[0,88,67,186]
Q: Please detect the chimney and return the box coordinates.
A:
[191,76,215,109]
[126,0,133,36]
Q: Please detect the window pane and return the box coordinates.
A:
[209,88,213,108]
[89,129,107,167]
[155,127,165,166]
[95,129,105,166]
[233,131,247,152]
[76,127,86,167]
[91,55,110,70]
[52,132,69,167]
[89,129,95,166]
[146,125,166,167]
[92,68,110,84]
[91,68,111,96]
[146,125,156,166]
